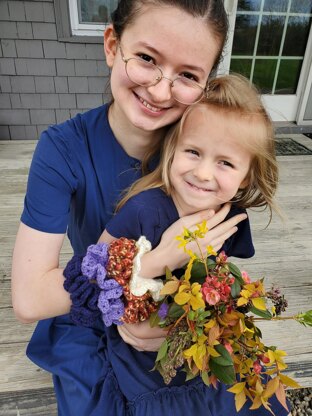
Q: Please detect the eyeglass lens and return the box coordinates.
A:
[125,58,203,104]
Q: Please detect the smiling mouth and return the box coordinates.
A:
[186,181,213,193]
[137,95,167,113]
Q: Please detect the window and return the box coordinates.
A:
[69,0,118,36]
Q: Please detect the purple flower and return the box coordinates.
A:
[158,303,169,320]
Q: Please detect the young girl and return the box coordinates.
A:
[93,74,288,415]
[103,73,277,254]
[11,1,272,415]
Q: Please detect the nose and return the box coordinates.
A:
[193,161,213,182]
[146,77,173,103]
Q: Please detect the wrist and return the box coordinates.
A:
[140,248,166,279]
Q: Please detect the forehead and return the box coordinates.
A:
[180,105,266,151]
[121,5,220,73]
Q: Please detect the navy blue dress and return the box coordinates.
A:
[22,105,289,415]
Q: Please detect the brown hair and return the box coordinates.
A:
[111,0,228,74]
[117,74,279,219]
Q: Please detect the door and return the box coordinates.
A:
[222,0,312,122]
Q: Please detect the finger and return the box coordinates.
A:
[178,208,216,230]
[120,321,166,340]
[209,226,238,249]
[208,211,247,232]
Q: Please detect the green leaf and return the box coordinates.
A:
[296,310,312,327]
[190,260,207,284]
[168,303,184,319]
[188,310,196,320]
[198,310,212,321]
[149,310,161,328]
[185,368,198,382]
[250,305,272,319]
[210,344,233,366]
[155,339,168,362]
[165,266,172,280]
[196,328,204,337]
[228,263,244,284]
[209,360,236,385]
[201,371,210,386]
[231,279,241,298]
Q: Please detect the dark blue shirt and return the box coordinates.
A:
[23,106,287,416]
[21,104,142,254]
[106,188,255,258]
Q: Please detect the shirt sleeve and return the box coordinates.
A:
[105,198,144,241]
[21,127,78,233]
[105,196,160,245]
[221,207,255,259]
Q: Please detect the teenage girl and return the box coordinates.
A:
[96,74,289,415]
[11,1,265,415]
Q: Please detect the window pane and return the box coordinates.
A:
[290,0,312,13]
[263,0,288,13]
[253,59,277,93]
[275,59,302,94]
[232,15,259,55]
[257,15,285,55]
[283,17,312,56]
[237,0,262,11]
[78,0,118,24]
[230,59,252,79]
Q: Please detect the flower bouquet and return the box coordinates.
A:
[148,221,312,414]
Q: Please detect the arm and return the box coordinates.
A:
[11,223,71,323]
[103,204,247,351]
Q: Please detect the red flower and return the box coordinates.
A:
[253,360,262,374]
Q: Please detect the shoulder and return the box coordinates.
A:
[33,104,111,172]
[106,188,178,245]
[129,188,172,207]
[41,104,109,149]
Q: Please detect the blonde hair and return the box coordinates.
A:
[117,74,279,219]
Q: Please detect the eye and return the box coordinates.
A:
[180,72,199,82]
[219,160,234,168]
[185,149,199,156]
[138,53,155,64]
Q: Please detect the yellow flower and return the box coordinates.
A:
[184,334,208,370]
[237,281,267,310]
[174,281,205,310]
[207,245,217,257]
[267,349,288,370]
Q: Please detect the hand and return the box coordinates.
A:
[141,203,247,276]
[117,321,167,351]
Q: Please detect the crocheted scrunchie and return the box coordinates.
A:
[82,243,125,326]
[63,255,101,326]
[63,238,160,327]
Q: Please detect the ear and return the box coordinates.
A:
[104,24,118,68]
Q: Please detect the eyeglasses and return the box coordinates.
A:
[119,45,206,105]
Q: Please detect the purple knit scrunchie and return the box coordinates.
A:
[63,255,101,326]
[63,243,125,327]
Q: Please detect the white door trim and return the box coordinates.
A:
[296,24,312,125]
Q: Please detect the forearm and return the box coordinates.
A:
[12,266,71,323]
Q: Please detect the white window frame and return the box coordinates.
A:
[69,0,107,37]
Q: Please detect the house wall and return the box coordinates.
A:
[0,0,110,141]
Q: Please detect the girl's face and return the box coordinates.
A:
[105,5,220,135]
[169,106,252,216]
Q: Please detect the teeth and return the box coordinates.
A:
[139,97,162,112]
[189,182,210,192]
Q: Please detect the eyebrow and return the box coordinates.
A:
[134,42,206,75]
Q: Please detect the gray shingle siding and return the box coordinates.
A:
[0,0,109,140]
